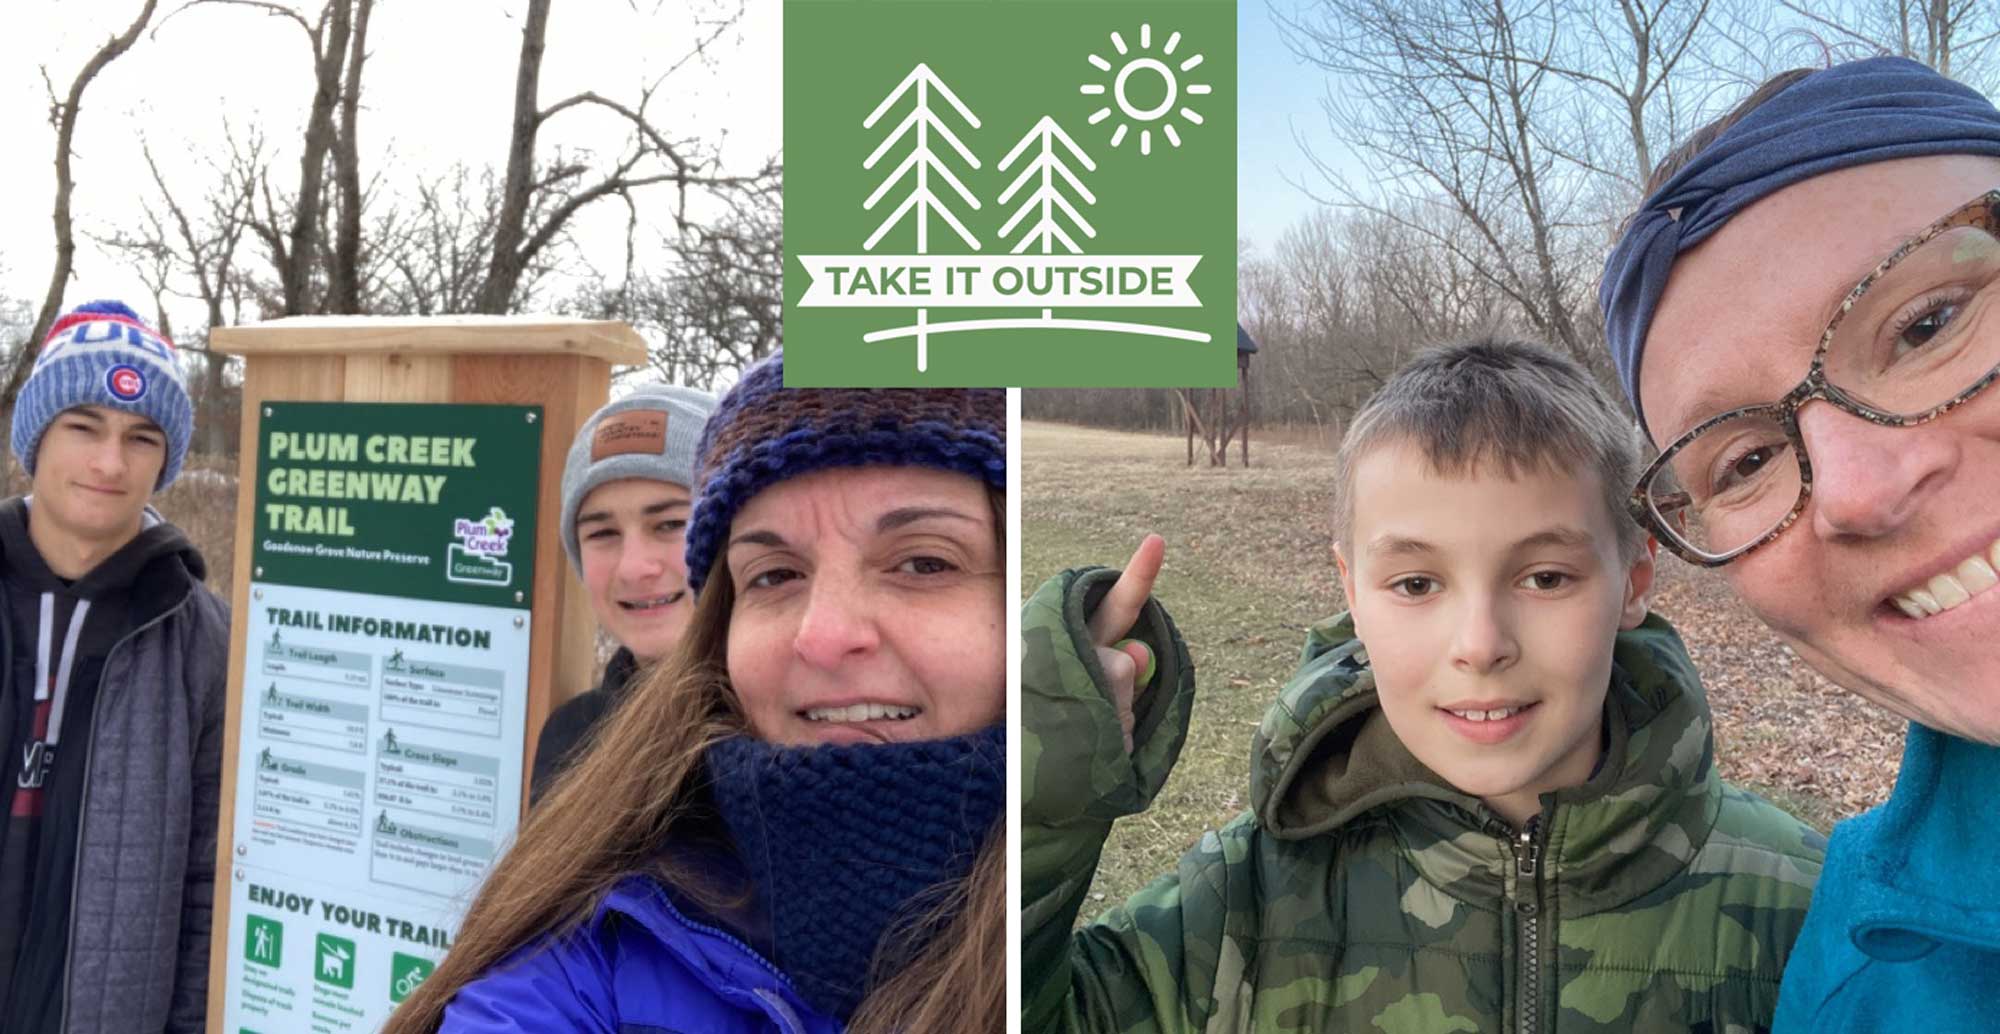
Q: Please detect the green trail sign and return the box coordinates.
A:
[250,403,541,608]
[784,0,1237,387]
[229,399,539,1033]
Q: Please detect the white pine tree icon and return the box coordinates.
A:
[998,116,1096,254]
[863,64,982,251]
[998,116,1096,319]
[862,63,981,372]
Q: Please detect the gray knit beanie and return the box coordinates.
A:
[560,384,717,574]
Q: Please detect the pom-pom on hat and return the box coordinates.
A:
[11,300,193,490]
[683,350,1006,594]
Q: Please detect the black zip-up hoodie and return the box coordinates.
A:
[529,647,640,805]
[0,497,206,1033]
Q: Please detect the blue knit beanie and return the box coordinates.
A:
[11,300,193,489]
[683,349,1006,594]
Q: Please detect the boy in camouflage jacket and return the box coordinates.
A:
[1023,340,1827,1033]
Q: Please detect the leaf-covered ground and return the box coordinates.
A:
[1023,420,1903,911]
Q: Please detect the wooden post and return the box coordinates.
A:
[1208,388,1224,468]
[1179,389,1201,466]
[1208,389,1223,467]
[1240,353,1252,467]
[1184,390,1195,466]
[204,315,643,1031]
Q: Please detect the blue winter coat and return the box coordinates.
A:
[439,876,843,1034]
[1773,722,2000,1033]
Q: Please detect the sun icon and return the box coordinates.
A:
[1080,24,1211,156]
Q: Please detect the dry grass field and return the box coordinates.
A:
[1023,420,1906,912]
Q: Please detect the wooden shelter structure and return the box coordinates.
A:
[1179,323,1258,466]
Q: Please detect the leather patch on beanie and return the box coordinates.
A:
[592,411,667,460]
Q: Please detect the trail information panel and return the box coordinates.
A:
[224,403,542,1033]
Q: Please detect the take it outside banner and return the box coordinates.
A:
[784,0,1238,387]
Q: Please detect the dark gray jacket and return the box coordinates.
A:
[528,647,637,806]
[4,508,229,1034]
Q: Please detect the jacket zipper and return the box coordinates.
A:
[57,594,190,1034]
[651,890,809,1033]
[1511,816,1546,1034]
[648,883,804,995]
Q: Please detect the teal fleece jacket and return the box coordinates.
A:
[1773,722,2000,1032]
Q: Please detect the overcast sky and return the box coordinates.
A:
[0,2,1349,343]
[0,0,782,335]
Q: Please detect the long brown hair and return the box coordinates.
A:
[383,487,1006,1034]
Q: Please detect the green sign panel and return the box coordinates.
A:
[250,403,542,608]
[314,933,356,990]
[390,951,435,1003]
[244,914,283,969]
[783,0,1238,387]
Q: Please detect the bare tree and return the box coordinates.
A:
[1553,0,1717,188]
[99,135,260,454]
[570,174,782,390]
[331,0,374,312]
[1,0,161,415]
[374,165,570,316]
[169,0,374,315]
[477,0,775,313]
[1284,0,1593,360]
[1277,0,1724,378]
[1778,0,2000,87]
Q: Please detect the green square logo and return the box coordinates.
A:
[243,914,282,969]
[314,933,356,990]
[784,0,1238,387]
[390,951,435,1004]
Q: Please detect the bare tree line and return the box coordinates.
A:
[1027,0,2000,439]
[0,0,782,455]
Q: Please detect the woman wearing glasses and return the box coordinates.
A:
[1602,56,2000,1033]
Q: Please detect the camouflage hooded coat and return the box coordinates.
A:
[1023,567,1826,1034]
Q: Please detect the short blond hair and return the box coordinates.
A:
[1334,337,1645,559]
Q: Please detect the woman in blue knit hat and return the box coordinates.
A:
[385,350,1006,1034]
[1600,56,2000,1031]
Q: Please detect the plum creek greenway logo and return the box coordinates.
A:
[784,1,1236,387]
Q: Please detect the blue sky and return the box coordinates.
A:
[1237,1,1343,258]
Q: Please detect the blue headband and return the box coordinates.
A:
[1600,56,2000,434]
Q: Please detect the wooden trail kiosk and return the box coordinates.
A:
[204,316,645,1032]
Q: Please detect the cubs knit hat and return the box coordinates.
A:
[683,349,1007,595]
[560,384,719,574]
[11,300,193,490]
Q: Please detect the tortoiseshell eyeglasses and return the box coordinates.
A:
[1633,189,2000,566]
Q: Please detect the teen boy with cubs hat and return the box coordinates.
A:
[0,300,228,1033]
